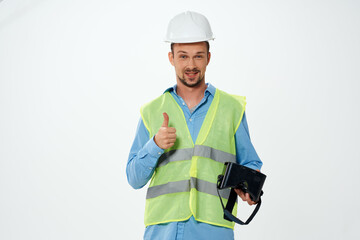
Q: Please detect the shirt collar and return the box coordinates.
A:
[164,83,216,96]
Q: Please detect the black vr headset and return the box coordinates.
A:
[217,162,266,225]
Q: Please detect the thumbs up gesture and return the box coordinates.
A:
[154,112,177,150]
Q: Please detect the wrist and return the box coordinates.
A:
[148,136,164,157]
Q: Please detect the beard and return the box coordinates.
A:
[177,69,204,88]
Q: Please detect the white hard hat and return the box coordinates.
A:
[164,11,215,43]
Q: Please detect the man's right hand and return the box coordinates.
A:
[154,112,177,150]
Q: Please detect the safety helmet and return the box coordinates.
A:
[164,11,215,43]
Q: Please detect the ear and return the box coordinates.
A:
[168,52,174,66]
[207,52,211,65]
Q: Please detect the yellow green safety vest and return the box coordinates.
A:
[140,89,246,229]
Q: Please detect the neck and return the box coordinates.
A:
[176,81,207,109]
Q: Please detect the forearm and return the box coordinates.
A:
[127,137,163,189]
[126,119,164,189]
[235,113,263,170]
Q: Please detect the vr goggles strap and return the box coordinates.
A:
[216,179,262,225]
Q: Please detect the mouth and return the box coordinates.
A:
[185,71,199,79]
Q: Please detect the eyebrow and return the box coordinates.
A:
[177,50,206,54]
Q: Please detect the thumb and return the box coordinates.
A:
[162,112,169,127]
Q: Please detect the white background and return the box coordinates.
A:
[1,0,359,239]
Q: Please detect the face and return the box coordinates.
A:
[168,42,211,88]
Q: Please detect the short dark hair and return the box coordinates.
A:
[171,41,210,54]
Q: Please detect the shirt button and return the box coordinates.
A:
[158,152,162,155]
[189,118,192,122]
[149,167,153,170]
[182,102,185,105]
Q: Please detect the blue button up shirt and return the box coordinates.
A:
[127,83,262,240]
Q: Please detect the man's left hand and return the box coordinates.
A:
[234,189,256,206]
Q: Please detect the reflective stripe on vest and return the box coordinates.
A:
[157,145,236,168]
[146,177,231,200]
[141,89,246,229]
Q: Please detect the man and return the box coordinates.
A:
[127,11,263,240]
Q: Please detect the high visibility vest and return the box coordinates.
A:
[140,89,246,229]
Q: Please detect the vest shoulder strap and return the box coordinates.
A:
[217,90,246,132]
[140,93,169,137]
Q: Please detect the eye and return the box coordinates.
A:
[180,55,187,59]
[195,55,204,59]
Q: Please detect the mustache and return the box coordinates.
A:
[185,68,200,73]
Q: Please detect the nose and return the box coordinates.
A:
[187,57,196,68]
